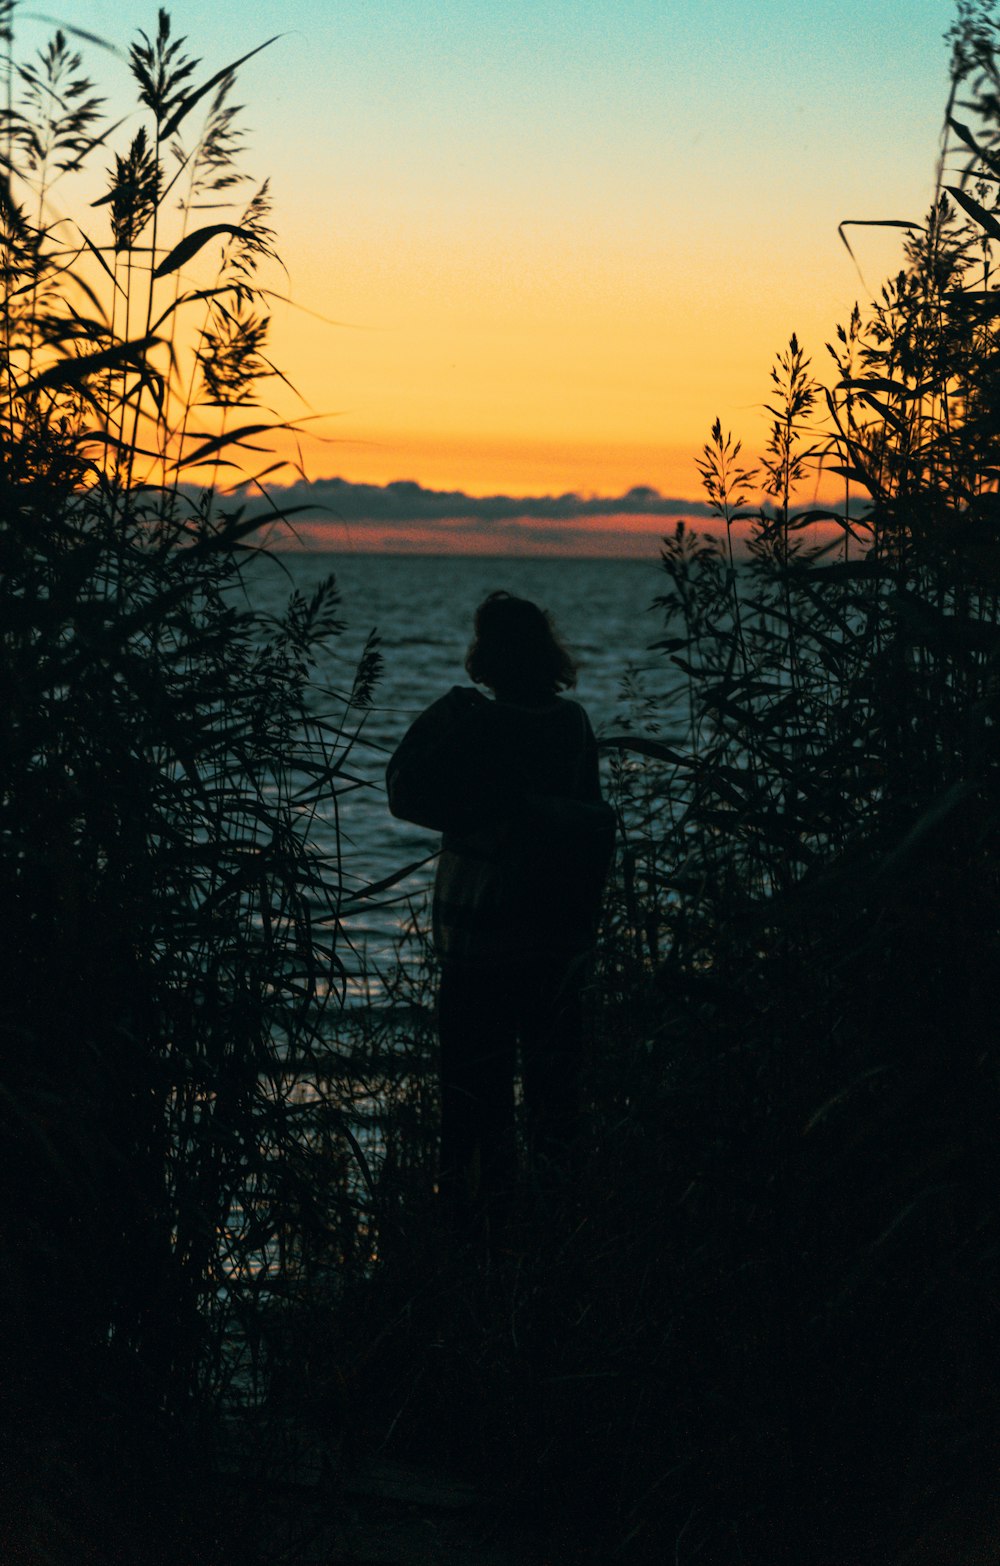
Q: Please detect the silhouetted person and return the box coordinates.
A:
[386,591,614,1239]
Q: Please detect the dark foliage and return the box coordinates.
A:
[0,7,377,1559]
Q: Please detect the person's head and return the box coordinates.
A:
[465,590,578,700]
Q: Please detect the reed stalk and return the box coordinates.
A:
[0,8,383,1556]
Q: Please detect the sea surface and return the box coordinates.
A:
[240,551,675,982]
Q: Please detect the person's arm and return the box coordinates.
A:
[576,706,603,803]
[386,687,490,833]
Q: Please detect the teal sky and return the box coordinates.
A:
[49,0,954,206]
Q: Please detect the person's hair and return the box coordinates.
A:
[464,590,578,698]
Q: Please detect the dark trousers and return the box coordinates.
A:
[437,955,585,1217]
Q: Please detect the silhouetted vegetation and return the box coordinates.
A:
[0,6,379,1558]
[8,3,1000,1564]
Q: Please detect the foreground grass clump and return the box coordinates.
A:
[290,8,1000,1565]
[0,6,378,1559]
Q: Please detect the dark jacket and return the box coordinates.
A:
[386,686,614,966]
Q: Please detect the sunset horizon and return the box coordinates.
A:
[39,0,954,558]
[242,471,714,555]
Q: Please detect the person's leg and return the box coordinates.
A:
[437,963,517,1223]
[518,955,586,1180]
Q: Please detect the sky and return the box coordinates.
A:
[22,0,958,552]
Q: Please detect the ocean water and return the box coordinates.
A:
[241,551,672,977]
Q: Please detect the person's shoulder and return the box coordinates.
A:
[555,694,594,728]
[414,686,488,722]
[445,684,489,709]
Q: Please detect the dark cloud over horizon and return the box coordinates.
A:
[244,476,714,526]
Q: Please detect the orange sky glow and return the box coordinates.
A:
[57,0,955,557]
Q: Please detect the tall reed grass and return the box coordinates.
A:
[0,6,378,1557]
